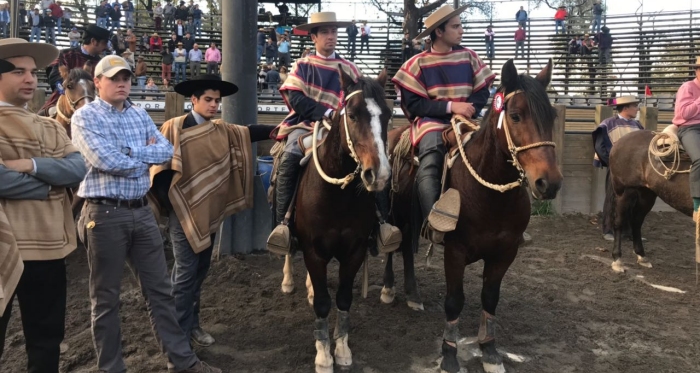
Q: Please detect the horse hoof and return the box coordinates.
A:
[483,362,506,373]
[334,335,352,368]
[60,342,69,354]
[440,340,460,373]
[407,300,424,311]
[315,365,333,373]
[637,255,652,268]
[611,259,625,273]
[281,283,295,294]
[380,286,395,304]
[308,295,315,307]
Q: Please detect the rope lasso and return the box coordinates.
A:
[648,132,690,180]
[311,90,363,189]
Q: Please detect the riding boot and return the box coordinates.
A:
[266,152,302,256]
[416,151,460,244]
[374,187,402,254]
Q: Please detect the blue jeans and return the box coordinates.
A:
[193,19,201,35]
[169,210,215,340]
[45,27,55,44]
[174,62,186,83]
[555,20,565,34]
[31,26,41,42]
[137,76,147,89]
[70,40,79,48]
[256,45,263,63]
[110,20,120,32]
[591,14,602,33]
[125,11,134,28]
[97,17,107,29]
[485,41,494,59]
[55,17,61,32]
[678,125,700,198]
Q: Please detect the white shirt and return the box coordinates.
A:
[362,25,371,36]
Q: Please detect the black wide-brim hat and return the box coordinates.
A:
[175,74,239,97]
[0,59,15,74]
[83,24,112,41]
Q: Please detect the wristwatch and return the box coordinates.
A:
[121,147,131,156]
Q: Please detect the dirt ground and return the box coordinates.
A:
[1,212,699,373]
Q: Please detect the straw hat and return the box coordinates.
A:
[611,96,640,106]
[415,4,468,40]
[296,12,352,32]
[152,32,159,37]
[0,38,59,68]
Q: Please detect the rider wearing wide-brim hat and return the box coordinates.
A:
[151,74,275,348]
[592,95,643,240]
[673,56,700,221]
[393,4,495,246]
[266,11,402,256]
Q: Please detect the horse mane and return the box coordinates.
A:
[483,73,557,135]
[65,68,93,85]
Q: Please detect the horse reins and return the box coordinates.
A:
[451,89,557,193]
[312,89,363,189]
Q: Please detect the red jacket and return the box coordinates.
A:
[150,36,162,47]
[555,9,567,21]
[49,3,63,18]
[514,29,526,41]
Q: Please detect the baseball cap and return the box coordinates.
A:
[94,55,134,78]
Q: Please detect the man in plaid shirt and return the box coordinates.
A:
[71,55,221,373]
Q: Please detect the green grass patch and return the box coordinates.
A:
[531,200,555,216]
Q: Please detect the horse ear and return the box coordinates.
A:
[338,64,354,91]
[500,59,519,92]
[376,69,388,89]
[535,58,553,88]
[59,66,70,83]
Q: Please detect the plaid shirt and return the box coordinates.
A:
[71,98,173,200]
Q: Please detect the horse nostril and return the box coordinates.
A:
[361,168,376,186]
[535,178,549,195]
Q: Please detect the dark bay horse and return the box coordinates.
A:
[386,59,562,373]
[283,69,392,373]
[608,130,692,273]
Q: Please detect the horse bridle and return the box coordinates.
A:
[55,91,94,125]
[451,89,557,192]
[312,89,363,189]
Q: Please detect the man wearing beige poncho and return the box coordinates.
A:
[0,39,87,373]
[150,74,275,348]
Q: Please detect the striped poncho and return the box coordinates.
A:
[272,54,361,140]
[392,46,495,146]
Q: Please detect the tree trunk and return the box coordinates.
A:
[403,0,448,40]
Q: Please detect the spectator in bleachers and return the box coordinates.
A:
[126,28,136,51]
[595,26,612,65]
[279,65,288,83]
[182,32,194,53]
[164,0,175,29]
[185,16,196,36]
[360,21,370,53]
[111,29,126,55]
[515,6,527,28]
[162,77,173,91]
[265,37,277,65]
[346,20,358,59]
[140,32,150,53]
[19,3,27,27]
[68,26,81,47]
[162,46,173,81]
[110,4,122,32]
[192,4,202,36]
[205,42,220,75]
[48,1,62,34]
[174,19,185,41]
[257,63,267,90]
[95,0,109,29]
[123,0,134,29]
[43,10,56,44]
[62,7,72,31]
[145,77,159,93]
[256,28,266,62]
[176,3,189,22]
[30,8,42,43]
[150,32,163,52]
[484,25,495,59]
[278,35,290,68]
[154,2,163,30]
[122,49,135,69]
[568,35,581,55]
[514,25,526,59]
[592,0,604,34]
[554,6,567,35]
[0,4,9,39]
[580,33,594,56]
[266,64,280,92]
[135,55,147,88]
[401,32,413,62]
[173,42,187,84]
[300,47,311,58]
[188,43,202,78]
[168,32,178,51]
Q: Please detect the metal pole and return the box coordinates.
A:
[219,0,270,255]
[9,0,19,38]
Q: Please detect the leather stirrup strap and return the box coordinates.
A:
[282,177,300,225]
[440,153,449,195]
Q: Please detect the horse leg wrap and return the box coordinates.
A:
[477,310,496,344]
[443,320,459,343]
[333,310,350,340]
[314,317,329,341]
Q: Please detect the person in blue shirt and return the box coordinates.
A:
[277,34,291,67]
[191,4,202,36]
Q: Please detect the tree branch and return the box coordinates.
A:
[367,0,399,23]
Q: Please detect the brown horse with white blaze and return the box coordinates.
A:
[281,68,392,373]
[386,59,562,373]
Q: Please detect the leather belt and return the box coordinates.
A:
[87,197,148,209]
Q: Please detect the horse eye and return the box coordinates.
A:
[348,114,357,121]
[510,114,521,122]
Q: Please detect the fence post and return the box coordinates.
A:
[29,89,46,113]
[164,92,185,122]
[639,106,658,131]
[589,105,614,214]
[552,104,566,214]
